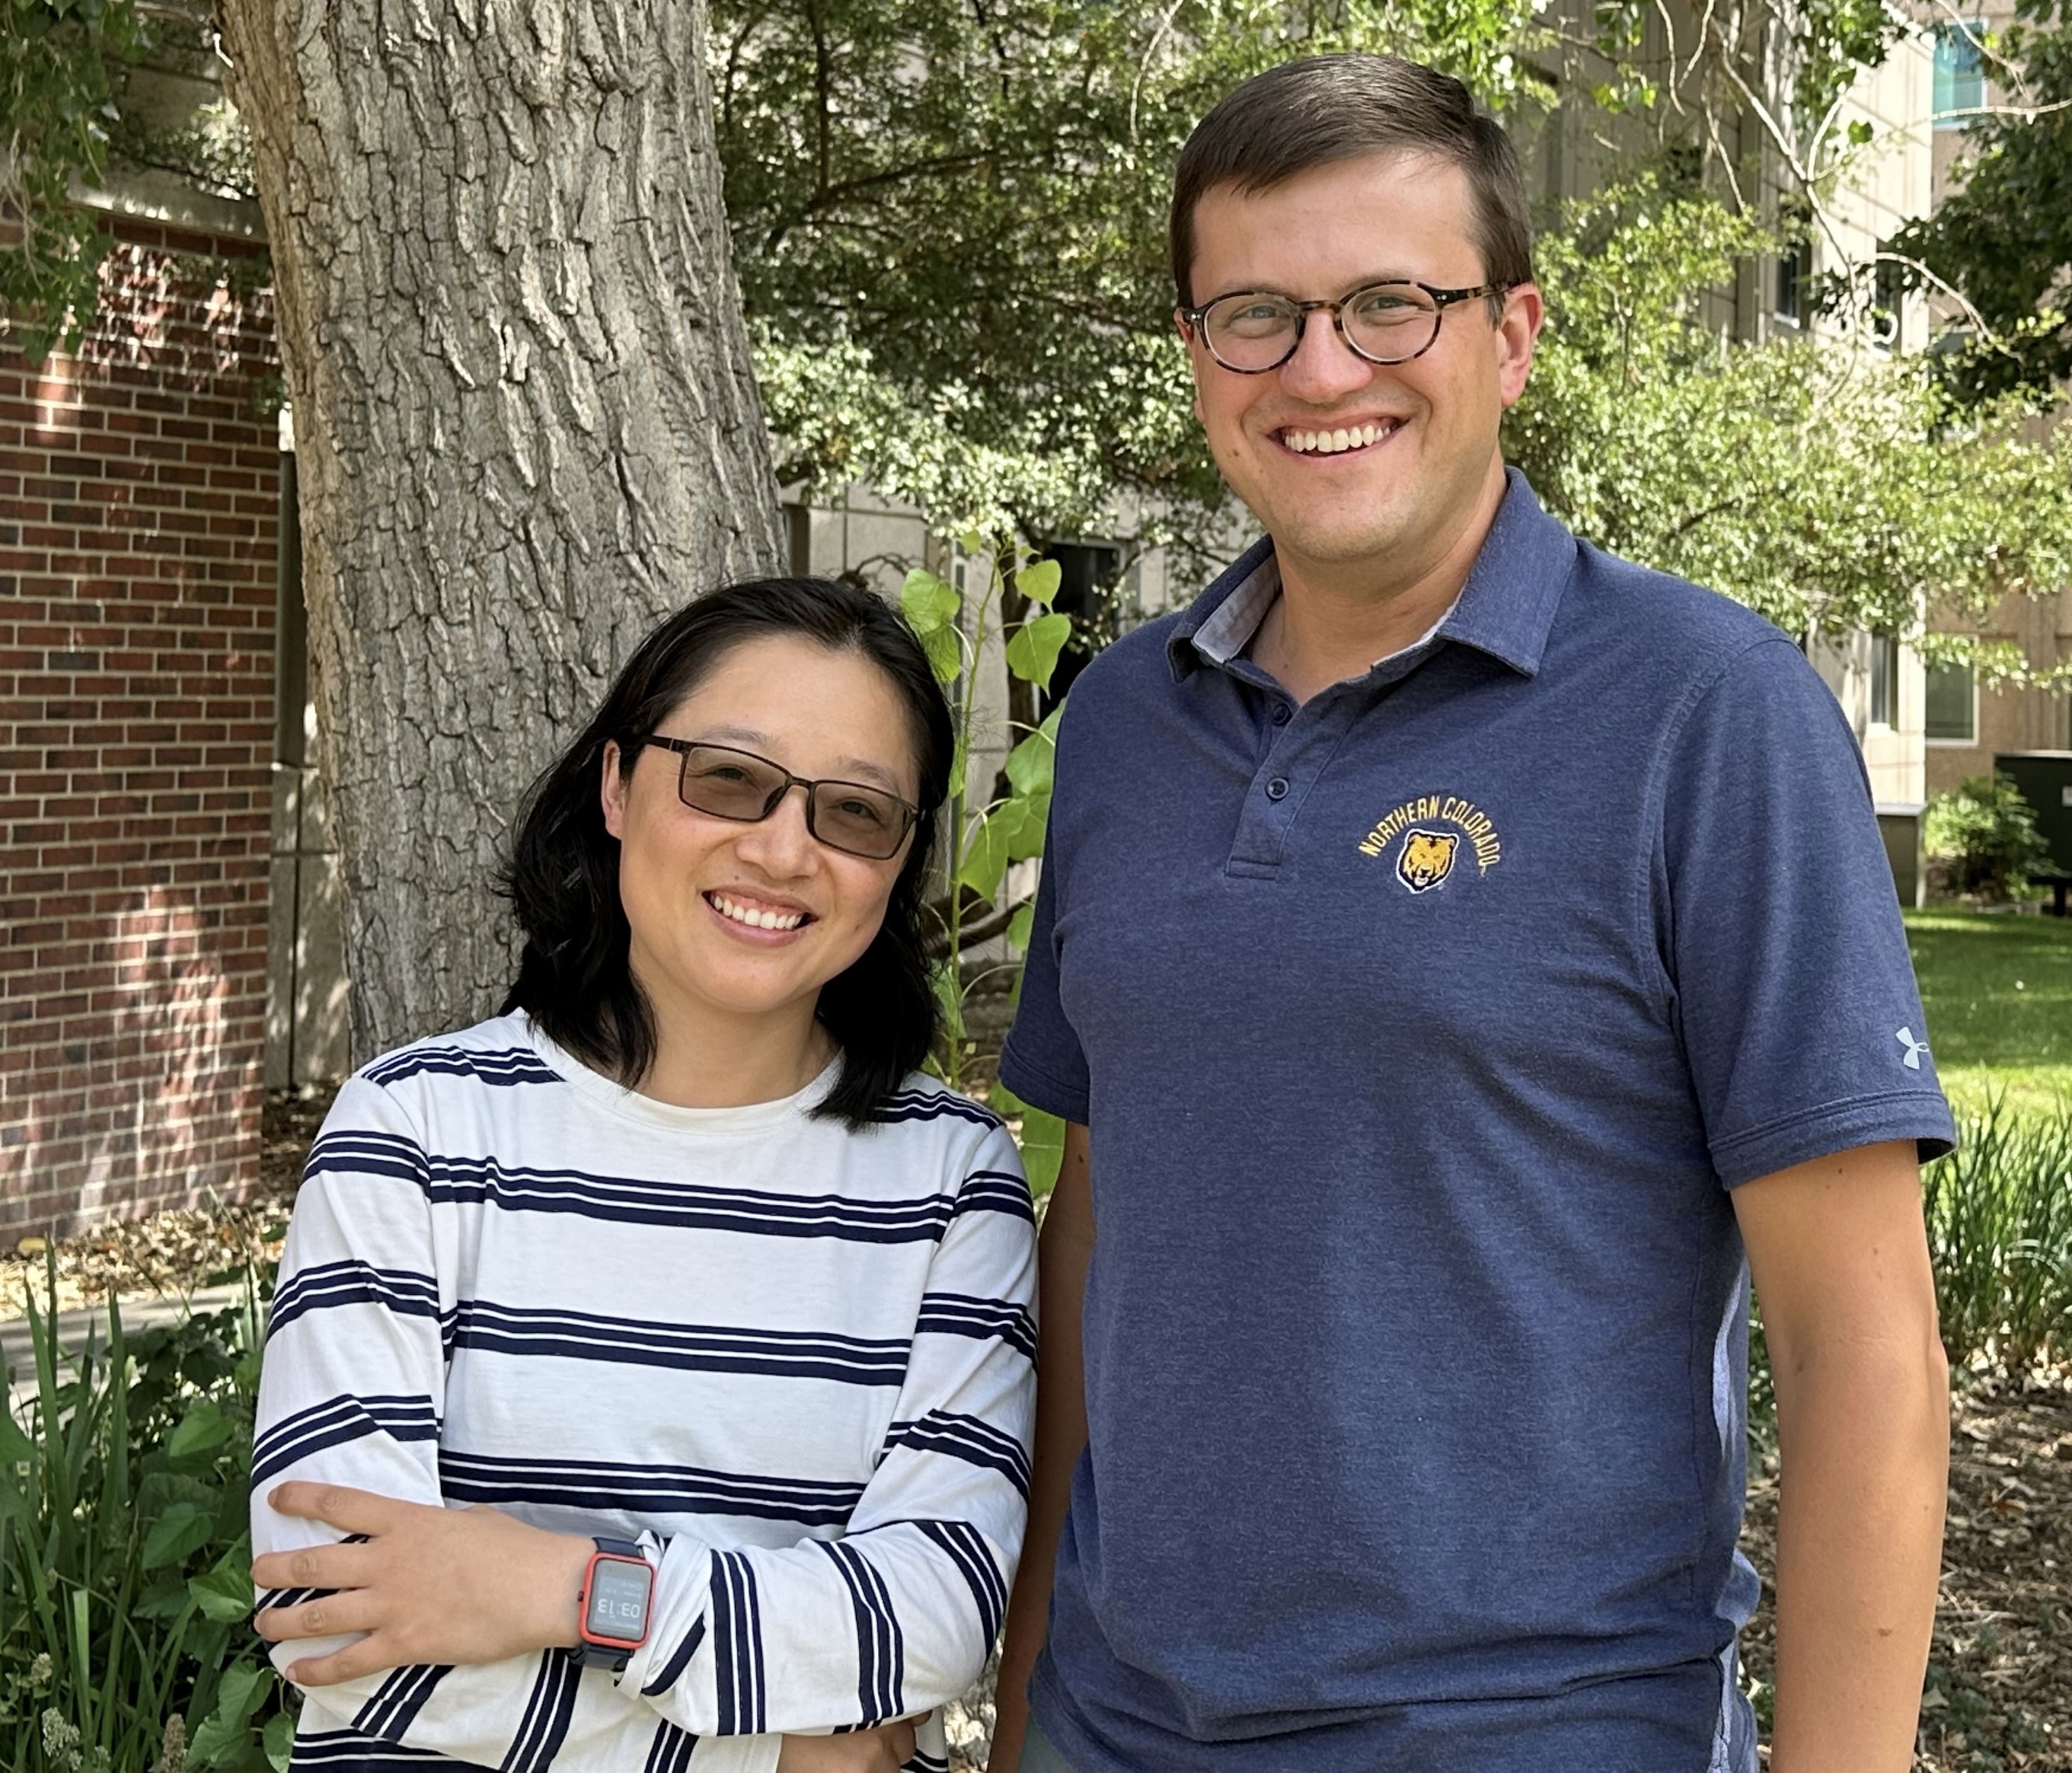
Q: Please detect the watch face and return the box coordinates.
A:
[584,1557,653,1645]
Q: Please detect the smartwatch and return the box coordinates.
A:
[576,1537,655,1671]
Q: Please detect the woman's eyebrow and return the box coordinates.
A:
[691,725,905,792]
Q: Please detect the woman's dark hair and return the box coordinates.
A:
[500,576,953,1128]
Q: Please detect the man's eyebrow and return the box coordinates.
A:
[691,725,906,792]
[1196,272,1425,302]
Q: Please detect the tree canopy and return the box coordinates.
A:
[1891,1,2072,403]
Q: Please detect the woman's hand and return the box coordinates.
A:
[251,1484,594,1685]
[776,1717,926,1771]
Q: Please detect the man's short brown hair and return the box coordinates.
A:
[1170,53,1534,308]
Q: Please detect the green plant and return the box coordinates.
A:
[1,1260,297,1771]
[1926,773,2054,903]
[1924,1096,2072,1370]
[900,537,1071,1194]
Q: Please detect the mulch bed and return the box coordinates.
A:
[1738,1364,2072,1771]
[8,1089,2067,1771]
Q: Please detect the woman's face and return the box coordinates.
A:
[600,633,921,1044]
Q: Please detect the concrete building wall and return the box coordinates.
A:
[0,218,279,1239]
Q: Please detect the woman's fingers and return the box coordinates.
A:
[251,1536,375,1595]
[266,1481,415,1535]
[254,1586,380,1644]
[281,1632,406,1688]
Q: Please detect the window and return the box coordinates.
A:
[1924,662,1976,741]
[1775,236,1813,324]
[1869,634,1900,726]
[1872,249,1905,348]
[1934,23,1985,127]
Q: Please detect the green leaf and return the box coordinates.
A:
[263,1712,295,1772]
[1003,706,1062,798]
[0,1408,33,1464]
[1004,612,1071,692]
[189,1554,256,1623]
[988,1085,1065,1198]
[957,800,1033,904]
[187,1714,243,1768]
[899,568,959,633]
[142,1499,216,1570]
[168,1400,233,1459]
[1847,118,1874,146]
[918,620,962,685]
[1006,899,1036,954]
[1016,558,1062,606]
[216,1660,273,1727]
[1005,792,1049,862]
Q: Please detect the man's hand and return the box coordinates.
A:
[775,1718,924,1771]
[252,1483,594,1683]
[991,1119,1093,1771]
[1735,1140,1949,1773]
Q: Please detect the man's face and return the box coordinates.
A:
[1180,152,1542,592]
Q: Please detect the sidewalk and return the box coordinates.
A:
[2,1285,250,1409]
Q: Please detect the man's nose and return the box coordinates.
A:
[1279,308,1377,404]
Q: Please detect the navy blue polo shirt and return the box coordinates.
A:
[998,471,1955,1772]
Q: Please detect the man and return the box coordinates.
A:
[991,53,1952,1773]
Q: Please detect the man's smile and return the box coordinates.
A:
[1273,416,1406,455]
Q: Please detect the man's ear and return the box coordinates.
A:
[1495,282,1545,408]
[600,740,628,839]
[1177,313,1208,423]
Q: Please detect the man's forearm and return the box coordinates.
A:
[1768,1338,1949,1772]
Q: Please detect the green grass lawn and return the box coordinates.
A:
[1904,908,2072,1116]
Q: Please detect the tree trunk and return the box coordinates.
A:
[218,0,784,1060]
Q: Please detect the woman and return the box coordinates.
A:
[248,578,1037,1773]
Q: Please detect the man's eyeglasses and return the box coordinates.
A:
[637,738,920,860]
[1180,280,1516,375]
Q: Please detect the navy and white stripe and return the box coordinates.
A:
[252,1393,439,1488]
[885,1411,1033,1498]
[953,1169,1036,1223]
[710,1553,767,1736]
[915,1293,1036,1361]
[638,1618,707,1700]
[438,1450,868,1527]
[906,1519,1007,1648]
[870,1089,1001,1130]
[819,1539,905,1725]
[902,1752,950,1773]
[356,1666,452,1740]
[500,1651,582,1773]
[447,1301,911,1386]
[640,1723,696,1773]
[270,1261,442,1341]
[254,1012,1034,1769]
[362,1044,563,1089]
[290,1729,452,1767]
[422,1156,960,1245]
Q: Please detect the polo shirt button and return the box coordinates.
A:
[1266,777,1289,801]
[1270,703,1291,725]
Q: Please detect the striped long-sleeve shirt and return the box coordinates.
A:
[252,1012,1037,1773]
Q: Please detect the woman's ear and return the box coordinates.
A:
[600,740,628,840]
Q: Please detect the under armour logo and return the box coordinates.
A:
[1895,1027,1931,1070]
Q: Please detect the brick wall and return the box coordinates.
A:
[0,219,279,1239]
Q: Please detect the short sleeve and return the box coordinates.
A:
[1658,636,1956,1187]
[998,800,1091,1124]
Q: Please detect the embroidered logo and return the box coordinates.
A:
[1396,831,1459,893]
[1895,1026,1931,1070]
[1358,794,1502,894]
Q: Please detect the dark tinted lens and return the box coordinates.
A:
[809,784,908,858]
[677,745,784,819]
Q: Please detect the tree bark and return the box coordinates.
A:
[218,0,784,1060]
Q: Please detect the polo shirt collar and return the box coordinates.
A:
[1167,467,1574,684]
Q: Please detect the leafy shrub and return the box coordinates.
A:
[1,1266,297,1771]
[1925,773,2053,902]
[1926,1098,2072,1370]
